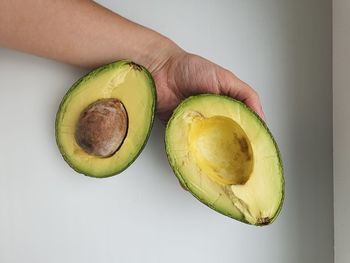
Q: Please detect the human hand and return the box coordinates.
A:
[0,0,264,124]
[151,50,265,123]
[0,0,264,123]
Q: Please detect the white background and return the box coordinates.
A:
[334,0,350,262]
[0,1,333,262]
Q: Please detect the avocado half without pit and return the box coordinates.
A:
[55,60,156,178]
[165,94,284,225]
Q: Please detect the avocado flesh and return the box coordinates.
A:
[189,115,254,185]
[165,94,284,225]
[56,61,156,178]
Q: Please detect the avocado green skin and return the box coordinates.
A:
[165,94,284,225]
[55,60,157,178]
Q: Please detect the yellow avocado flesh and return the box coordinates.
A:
[189,116,254,185]
[56,61,155,177]
[166,95,284,225]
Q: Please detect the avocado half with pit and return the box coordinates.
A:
[56,60,156,178]
[165,94,284,225]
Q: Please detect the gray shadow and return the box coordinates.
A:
[268,0,333,262]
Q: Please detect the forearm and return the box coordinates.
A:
[0,0,181,71]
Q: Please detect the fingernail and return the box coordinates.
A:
[179,180,188,191]
[261,109,267,123]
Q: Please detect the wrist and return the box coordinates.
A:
[134,34,184,75]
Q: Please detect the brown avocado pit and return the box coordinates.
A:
[75,98,128,157]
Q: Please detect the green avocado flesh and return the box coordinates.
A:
[56,60,156,178]
[165,94,284,225]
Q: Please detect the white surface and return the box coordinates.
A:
[0,1,333,262]
[334,1,350,262]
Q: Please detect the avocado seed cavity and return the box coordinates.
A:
[188,115,254,185]
[75,98,128,157]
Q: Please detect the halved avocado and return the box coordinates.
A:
[56,60,156,178]
[165,94,284,225]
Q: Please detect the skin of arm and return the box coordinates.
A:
[0,0,265,122]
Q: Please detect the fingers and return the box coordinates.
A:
[236,84,266,121]
[178,180,188,191]
[218,69,266,121]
